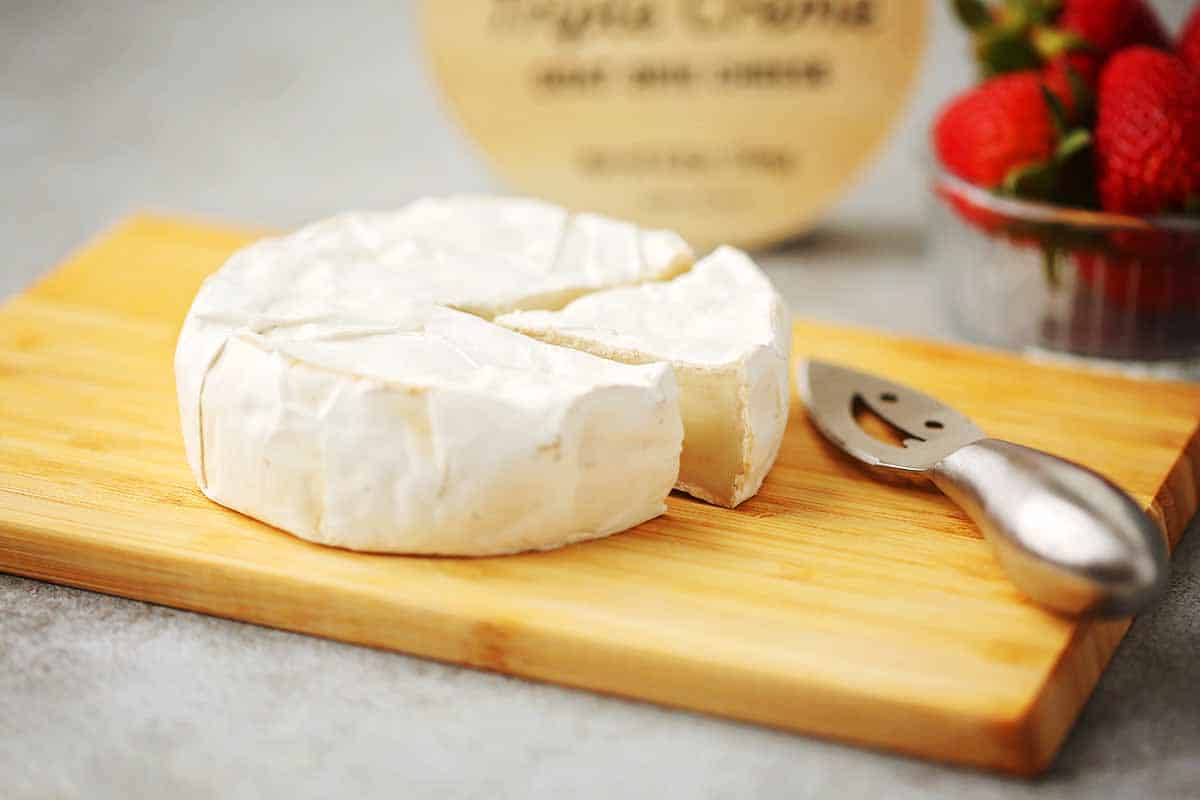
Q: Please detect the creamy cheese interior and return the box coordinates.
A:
[496,247,791,507]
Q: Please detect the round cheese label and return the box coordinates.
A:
[422,1,927,250]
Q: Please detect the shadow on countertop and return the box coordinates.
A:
[758,221,929,263]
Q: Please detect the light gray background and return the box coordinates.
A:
[2,2,1198,798]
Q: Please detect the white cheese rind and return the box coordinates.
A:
[187,196,693,323]
[180,306,682,555]
[176,197,690,554]
[496,246,791,508]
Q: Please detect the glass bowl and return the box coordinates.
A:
[929,169,1200,380]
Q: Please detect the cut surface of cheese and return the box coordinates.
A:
[175,197,690,555]
[496,247,791,508]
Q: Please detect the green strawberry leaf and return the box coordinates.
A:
[1002,161,1060,200]
[1040,85,1069,137]
[1065,66,1095,122]
[1057,137,1100,208]
[1186,195,1200,215]
[1054,129,1092,162]
[1042,243,1062,289]
[977,30,1043,75]
[952,0,993,29]
[1002,1,1030,27]
[1014,0,1062,25]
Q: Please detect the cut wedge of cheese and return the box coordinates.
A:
[175,197,690,555]
[496,247,791,508]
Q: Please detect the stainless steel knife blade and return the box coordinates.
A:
[798,359,1169,618]
[799,360,984,475]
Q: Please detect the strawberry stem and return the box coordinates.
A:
[1042,244,1062,289]
[1040,85,1069,136]
[1032,26,1090,59]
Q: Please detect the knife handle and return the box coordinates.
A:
[929,439,1169,617]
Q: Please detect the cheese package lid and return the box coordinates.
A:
[422,1,927,250]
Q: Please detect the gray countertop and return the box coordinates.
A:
[3,2,1198,797]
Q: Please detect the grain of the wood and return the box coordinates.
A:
[1,215,1197,776]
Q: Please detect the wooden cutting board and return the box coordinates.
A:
[2,216,1198,776]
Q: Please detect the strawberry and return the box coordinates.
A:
[1179,5,1200,72]
[1056,0,1169,60]
[1080,50,1200,311]
[1075,249,1200,313]
[934,71,1093,205]
[1043,51,1102,89]
[1095,47,1200,215]
[953,0,1169,83]
[934,70,1097,261]
[1074,221,1200,311]
[936,72,1056,188]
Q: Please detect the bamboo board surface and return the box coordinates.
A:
[2,216,1198,776]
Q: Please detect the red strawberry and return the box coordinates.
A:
[1075,249,1200,313]
[1073,217,1200,315]
[1095,47,1200,214]
[1056,0,1170,60]
[935,71,1060,188]
[1180,5,1200,72]
[934,70,1093,226]
[934,71,1096,248]
[954,0,1169,85]
[1044,51,1101,90]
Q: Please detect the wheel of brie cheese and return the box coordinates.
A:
[177,196,790,555]
[497,247,791,508]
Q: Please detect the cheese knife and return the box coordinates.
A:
[798,360,1169,618]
